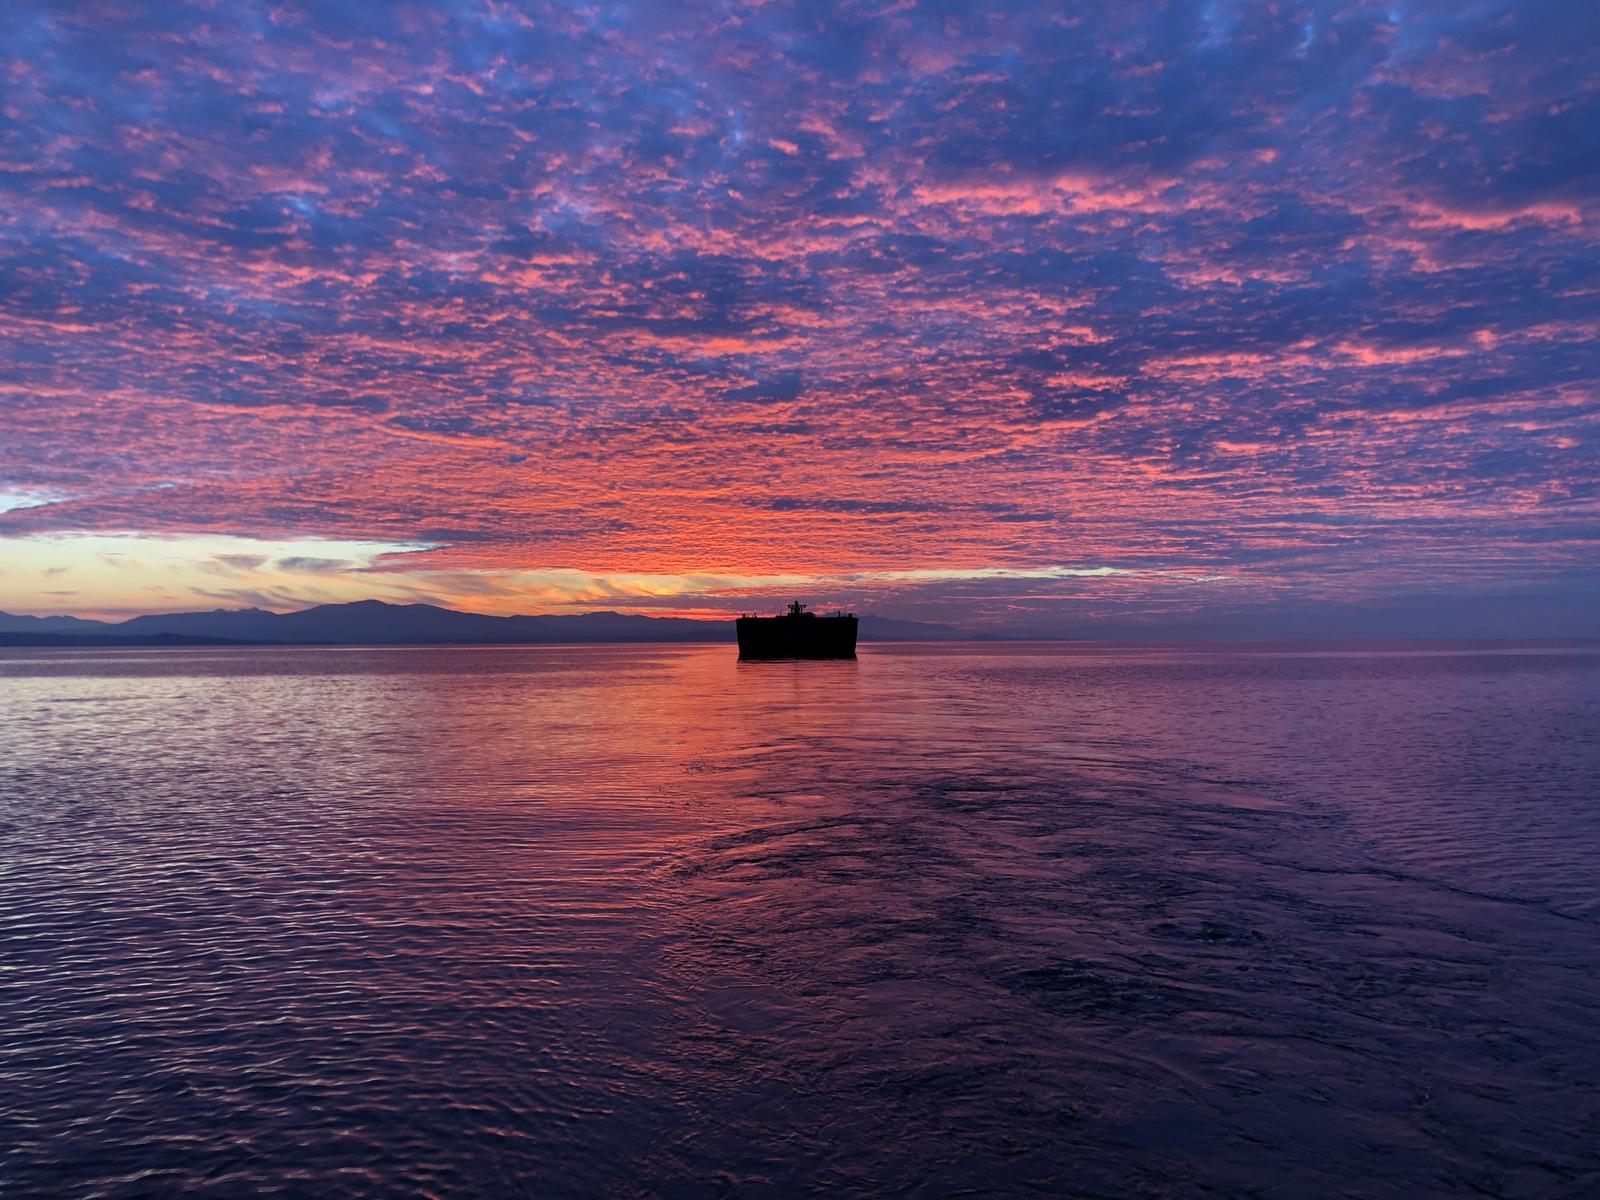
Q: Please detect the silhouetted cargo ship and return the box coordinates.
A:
[736,601,858,660]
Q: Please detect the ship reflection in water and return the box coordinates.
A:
[1,642,1598,1197]
[737,600,859,659]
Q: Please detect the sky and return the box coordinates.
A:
[1,1,1597,634]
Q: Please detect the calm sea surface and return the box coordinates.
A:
[2,642,1598,1198]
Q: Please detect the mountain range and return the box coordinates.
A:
[0,600,967,646]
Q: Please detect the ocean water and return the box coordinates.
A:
[1,641,1597,1198]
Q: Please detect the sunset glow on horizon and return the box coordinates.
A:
[3,2,1597,635]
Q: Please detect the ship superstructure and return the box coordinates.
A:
[735,601,858,660]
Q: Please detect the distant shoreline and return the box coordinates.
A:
[6,600,1595,648]
[4,632,1595,652]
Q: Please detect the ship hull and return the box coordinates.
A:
[736,614,858,660]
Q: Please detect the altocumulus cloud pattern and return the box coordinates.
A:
[1,1,1597,629]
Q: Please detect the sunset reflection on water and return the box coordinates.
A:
[2,643,1598,1197]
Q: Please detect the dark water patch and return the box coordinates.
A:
[1148,919,1265,946]
[1003,961,1202,1019]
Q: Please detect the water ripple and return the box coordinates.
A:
[1,643,1597,1197]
